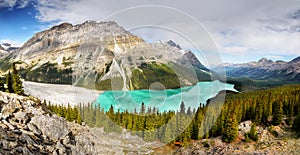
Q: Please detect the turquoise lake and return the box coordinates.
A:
[95,80,237,112]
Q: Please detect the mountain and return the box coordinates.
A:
[0,43,19,52]
[0,45,4,50]
[0,92,156,154]
[213,57,300,82]
[0,43,19,58]
[0,45,8,57]
[0,21,212,90]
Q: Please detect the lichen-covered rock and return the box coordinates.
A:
[0,91,156,154]
[30,114,69,141]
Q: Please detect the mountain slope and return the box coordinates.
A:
[0,21,212,90]
[0,92,156,154]
[0,45,8,57]
[213,57,300,83]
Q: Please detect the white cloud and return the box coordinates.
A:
[0,0,30,8]
[17,0,30,8]
[222,46,248,55]
[31,0,300,63]
[0,0,17,8]
[1,39,23,47]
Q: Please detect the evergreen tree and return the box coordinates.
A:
[144,116,156,141]
[0,78,5,92]
[46,84,300,144]
[254,101,263,124]
[248,124,258,141]
[272,100,283,125]
[6,71,14,93]
[180,101,186,114]
[12,63,24,95]
[147,107,152,114]
[163,118,177,143]
[222,116,238,143]
[292,113,300,132]
[187,106,192,116]
[76,110,82,124]
[140,102,146,114]
[191,106,203,140]
[107,105,114,119]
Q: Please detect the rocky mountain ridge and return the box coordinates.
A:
[0,45,8,57]
[213,57,300,82]
[0,91,157,154]
[0,43,19,56]
[0,21,212,90]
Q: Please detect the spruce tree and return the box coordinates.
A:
[11,63,24,95]
[292,113,300,132]
[187,106,192,116]
[6,71,14,93]
[163,118,177,143]
[272,101,283,125]
[140,102,146,114]
[144,116,156,141]
[222,116,238,143]
[76,111,82,124]
[0,78,5,92]
[248,124,258,141]
[180,101,186,115]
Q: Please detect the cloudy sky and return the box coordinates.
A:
[0,0,300,64]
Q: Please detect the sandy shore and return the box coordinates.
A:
[23,81,103,106]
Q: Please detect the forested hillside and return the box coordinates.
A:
[47,84,300,144]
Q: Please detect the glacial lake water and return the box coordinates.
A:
[95,80,237,112]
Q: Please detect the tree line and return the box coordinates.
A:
[47,84,300,144]
[0,63,24,95]
[2,61,299,144]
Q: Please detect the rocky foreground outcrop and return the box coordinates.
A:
[171,124,300,155]
[0,92,158,154]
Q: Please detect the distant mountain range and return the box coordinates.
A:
[0,21,213,90]
[213,57,300,83]
[0,43,19,57]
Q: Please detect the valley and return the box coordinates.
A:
[0,21,214,91]
[0,19,299,155]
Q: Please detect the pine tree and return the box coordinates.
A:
[244,123,258,142]
[12,63,24,95]
[140,102,146,114]
[6,71,14,93]
[0,78,5,92]
[222,116,238,143]
[254,101,263,124]
[187,106,192,116]
[292,113,300,132]
[76,110,82,124]
[163,118,177,143]
[180,101,186,115]
[144,116,156,141]
[107,105,114,119]
[272,100,283,125]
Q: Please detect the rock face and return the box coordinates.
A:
[0,21,211,90]
[0,92,156,154]
[238,120,252,134]
[0,45,8,57]
[170,125,300,155]
[0,43,19,57]
[212,57,300,82]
